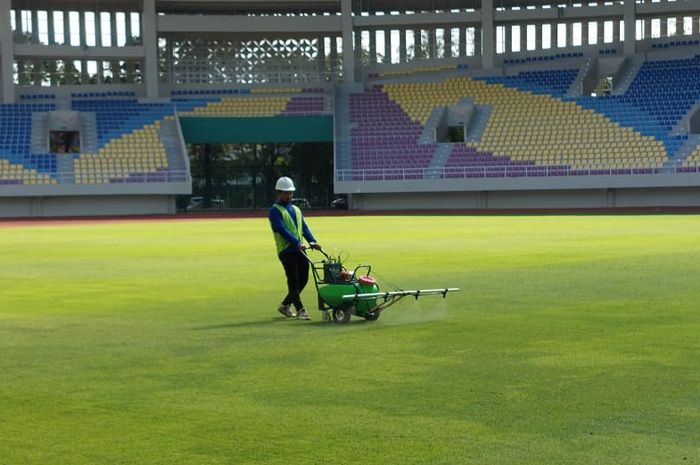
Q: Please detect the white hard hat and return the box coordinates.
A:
[275,176,296,192]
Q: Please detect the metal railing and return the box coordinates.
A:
[1,169,192,185]
[336,165,699,182]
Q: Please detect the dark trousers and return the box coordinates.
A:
[279,252,310,311]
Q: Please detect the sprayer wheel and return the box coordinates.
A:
[332,306,352,324]
[364,311,380,321]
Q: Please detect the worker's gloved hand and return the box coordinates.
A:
[298,243,308,251]
[309,242,322,250]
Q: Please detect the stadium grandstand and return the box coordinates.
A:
[1,0,700,216]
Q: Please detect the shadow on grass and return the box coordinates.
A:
[193,315,378,331]
[193,317,292,330]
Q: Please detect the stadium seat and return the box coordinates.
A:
[347,68,679,179]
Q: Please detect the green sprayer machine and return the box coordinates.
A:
[306,249,459,324]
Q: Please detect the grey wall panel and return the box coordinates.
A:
[0,195,177,218]
[348,188,700,211]
[614,188,700,207]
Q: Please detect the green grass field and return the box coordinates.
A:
[1,215,699,465]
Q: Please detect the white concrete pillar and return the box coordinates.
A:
[428,28,436,58]
[444,27,452,58]
[340,0,354,82]
[79,11,87,47]
[15,6,23,36]
[316,35,326,82]
[94,60,102,85]
[49,61,58,86]
[353,28,362,63]
[16,61,25,86]
[482,0,494,68]
[143,0,159,97]
[47,10,55,45]
[31,9,40,44]
[32,59,42,86]
[384,29,392,63]
[474,26,482,58]
[111,60,120,84]
[329,36,338,79]
[645,18,652,40]
[0,0,15,102]
[125,12,132,44]
[568,22,576,48]
[166,39,174,85]
[63,10,71,45]
[414,28,422,59]
[110,12,118,46]
[660,16,667,38]
[504,25,511,54]
[318,35,326,76]
[400,28,407,62]
[623,0,636,55]
[95,10,102,47]
[84,59,92,84]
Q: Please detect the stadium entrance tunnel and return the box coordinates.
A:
[179,116,335,211]
[178,115,334,143]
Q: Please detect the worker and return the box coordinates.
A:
[268,176,321,320]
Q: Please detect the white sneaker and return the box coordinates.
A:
[296,308,311,320]
[277,303,295,318]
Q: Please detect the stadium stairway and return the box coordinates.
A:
[79,113,98,154]
[158,116,188,176]
[30,113,48,154]
[465,104,493,144]
[419,106,446,144]
[56,154,75,183]
[672,99,700,135]
[684,142,700,169]
[565,57,594,97]
[334,83,360,171]
[665,134,700,171]
[426,144,454,179]
[610,55,644,96]
[55,98,71,111]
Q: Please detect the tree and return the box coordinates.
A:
[406,29,445,61]
[286,142,334,207]
[188,143,227,208]
[260,143,292,204]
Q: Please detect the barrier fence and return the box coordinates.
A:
[336,165,698,181]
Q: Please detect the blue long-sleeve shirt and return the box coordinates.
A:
[269,201,317,254]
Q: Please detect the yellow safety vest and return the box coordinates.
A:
[272,203,303,254]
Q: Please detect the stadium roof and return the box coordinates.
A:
[12,0,603,15]
[155,0,572,14]
[157,0,340,14]
[11,0,142,11]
